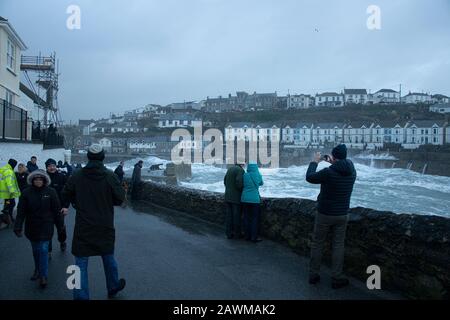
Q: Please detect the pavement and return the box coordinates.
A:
[0,202,400,300]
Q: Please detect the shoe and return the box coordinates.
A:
[332,278,349,289]
[30,270,39,281]
[39,277,48,289]
[60,242,67,252]
[108,278,126,298]
[309,274,320,285]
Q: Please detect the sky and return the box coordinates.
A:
[1,0,449,122]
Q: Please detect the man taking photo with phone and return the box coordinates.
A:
[305,144,357,289]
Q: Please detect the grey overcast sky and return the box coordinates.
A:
[1,0,449,122]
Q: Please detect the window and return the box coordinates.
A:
[5,90,14,106]
[7,38,16,71]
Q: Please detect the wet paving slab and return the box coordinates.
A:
[0,202,401,300]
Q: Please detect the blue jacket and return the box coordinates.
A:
[241,163,263,204]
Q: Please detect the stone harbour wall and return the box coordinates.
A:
[134,180,450,299]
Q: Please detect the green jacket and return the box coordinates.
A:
[0,164,21,199]
[223,165,244,204]
[241,163,264,204]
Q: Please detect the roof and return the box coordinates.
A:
[159,113,201,121]
[344,122,373,129]
[0,16,27,50]
[314,122,346,129]
[432,94,449,99]
[283,123,312,128]
[404,92,430,97]
[408,120,445,128]
[376,89,398,93]
[344,89,367,95]
[78,119,95,126]
[226,122,253,128]
[316,92,341,97]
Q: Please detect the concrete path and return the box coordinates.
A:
[0,202,399,300]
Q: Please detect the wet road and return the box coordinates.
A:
[0,202,398,300]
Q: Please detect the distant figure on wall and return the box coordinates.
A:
[114,161,125,183]
[26,156,39,173]
[223,162,244,239]
[305,144,357,289]
[130,160,143,200]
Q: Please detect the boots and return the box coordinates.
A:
[30,270,39,281]
[39,277,48,289]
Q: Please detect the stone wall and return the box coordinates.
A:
[135,181,450,299]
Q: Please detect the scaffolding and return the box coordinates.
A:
[20,53,61,128]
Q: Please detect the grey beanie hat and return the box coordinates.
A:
[87,144,105,161]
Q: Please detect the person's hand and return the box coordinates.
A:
[313,152,322,163]
[61,208,69,216]
[14,230,23,238]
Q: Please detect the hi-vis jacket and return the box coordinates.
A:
[0,164,21,199]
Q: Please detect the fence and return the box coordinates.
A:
[0,99,28,141]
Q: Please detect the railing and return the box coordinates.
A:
[0,99,28,141]
[21,55,55,70]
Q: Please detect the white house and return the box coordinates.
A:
[282,123,313,147]
[0,16,27,108]
[311,123,345,146]
[315,92,344,107]
[128,138,157,153]
[111,122,142,134]
[431,94,450,104]
[446,125,450,144]
[382,122,408,144]
[98,137,112,153]
[371,124,384,148]
[373,89,400,104]
[287,94,314,109]
[158,113,202,128]
[429,103,450,114]
[343,123,374,149]
[403,120,445,149]
[403,92,433,104]
[344,89,368,105]
[225,123,280,143]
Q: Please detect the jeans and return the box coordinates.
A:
[225,202,242,238]
[30,241,50,278]
[243,203,261,241]
[309,213,349,279]
[73,254,120,300]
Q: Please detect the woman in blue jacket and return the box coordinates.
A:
[241,162,264,242]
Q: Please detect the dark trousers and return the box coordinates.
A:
[2,199,16,222]
[131,182,141,200]
[243,203,261,241]
[309,213,349,279]
[225,202,242,238]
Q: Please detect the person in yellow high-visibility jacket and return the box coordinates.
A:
[0,159,21,225]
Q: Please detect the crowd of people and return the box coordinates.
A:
[223,144,357,289]
[0,147,128,299]
[0,142,357,298]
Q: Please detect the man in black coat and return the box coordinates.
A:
[130,160,143,200]
[26,156,39,173]
[305,144,356,289]
[114,161,125,183]
[14,170,63,288]
[61,144,126,300]
[15,163,29,193]
[45,158,68,254]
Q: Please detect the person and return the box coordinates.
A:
[16,163,29,193]
[63,161,73,176]
[26,156,39,173]
[45,158,68,254]
[305,144,357,289]
[223,162,244,239]
[114,161,125,183]
[0,159,21,226]
[130,160,143,200]
[57,160,63,169]
[241,162,264,243]
[14,170,63,288]
[61,144,126,300]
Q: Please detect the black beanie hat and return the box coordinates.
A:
[332,144,347,160]
[8,159,18,169]
[45,158,57,167]
[87,144,105,161]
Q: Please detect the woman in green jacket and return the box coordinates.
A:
[241,163,264,242]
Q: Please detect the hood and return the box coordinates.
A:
[27,169,51,186]
[329,159,355,176]
[246,163,259,173]
[82,160,107,181]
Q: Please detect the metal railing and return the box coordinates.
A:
[0,99,28,141]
